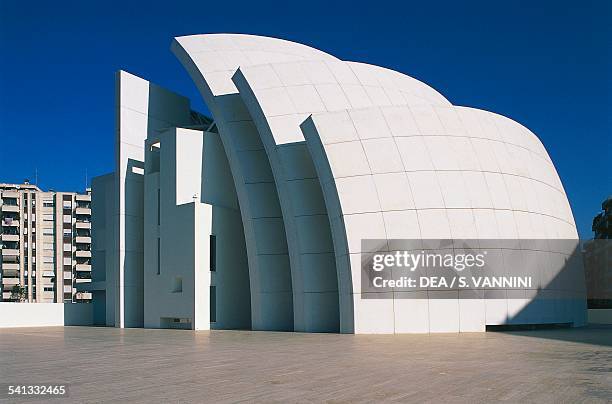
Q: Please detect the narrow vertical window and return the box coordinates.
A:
[157,237,161,275]
[157,189,161,225]
[210,234,216,272]
[210,285,216,323]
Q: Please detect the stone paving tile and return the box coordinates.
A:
[0,326,611,403]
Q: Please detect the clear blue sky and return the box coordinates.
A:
[0,0,610,238]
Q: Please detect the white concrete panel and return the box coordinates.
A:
[395,136,435,171]
[406,172,445,209]
[428,295,460,333]
[315,83,352,111]
[459,299,486,332]
[286,85,326,114]
[436,171,471,208]
[373,172,416,211]
[393,296,430,333]
[361,137,404,173]
[383,210,421,241]
[344,212,387,254]
[349,108,391,140]
[352,297,395,334]
[325,141,371,178]
[381,106,419,136]
[335,175,380,214]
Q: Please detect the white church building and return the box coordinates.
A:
[87,34,587,333]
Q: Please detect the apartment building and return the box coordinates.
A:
[0,182,92,303]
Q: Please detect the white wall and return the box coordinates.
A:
[144,128,209,330]
[0,303,92,328]
[115,71,195,328]
[143,128,251,330]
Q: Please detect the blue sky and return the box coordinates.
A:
[0,0,610,238]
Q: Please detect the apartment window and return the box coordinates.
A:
[43,287,54,292]
[63,215,71,223]
[43,214,54,222]
[43,200,54,208]
[210,235,216,272]
[210,286,216,322]
[63,229,72,237]
[42,228,53,235]
[43,243,54,250]
[157,237,161,275]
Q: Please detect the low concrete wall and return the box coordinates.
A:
[64,302,94,326]
[0,302,93,328]
[588,309,612,324]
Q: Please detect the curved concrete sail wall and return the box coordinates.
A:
[232,58,456,332]
[171,33,585,333]
[172,35,306,330]
[301,103,583,333]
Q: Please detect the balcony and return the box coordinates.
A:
[2,291,11,299]
[63,285,72,293]
[42,271,55,277]
[75,236,91,244]
[75,221,91,229]
[2,249,19,257]
[75,250,91,258]
[75,208,91,215]
[75,264,91,272]
[1,234,19,242]
[1,218,18,227]
[2,267,19,277]
[2,262,19,271]
[75,291,92,300]
[1,205,19,213]
[2,191,19,198]
[2,277,20,286]
[75,194,91,202]
[75,278,91,284]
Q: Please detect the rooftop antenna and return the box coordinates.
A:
[85,168,88,191]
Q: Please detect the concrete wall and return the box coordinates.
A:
[143,128,250,330]
[91,173,116,326]
[588,309,612,324]
[115,71,195,328]
[0,303,92,328]
[144,128,208,330]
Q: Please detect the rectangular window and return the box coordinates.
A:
[210,235,216,272]
[210,286,216,323]
[157,237,161,275]
[43,214,54,221]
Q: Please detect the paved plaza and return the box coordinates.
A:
[1,326,611,403]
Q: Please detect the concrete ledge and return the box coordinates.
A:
[0,302,93,328]
[588,309,612,324]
